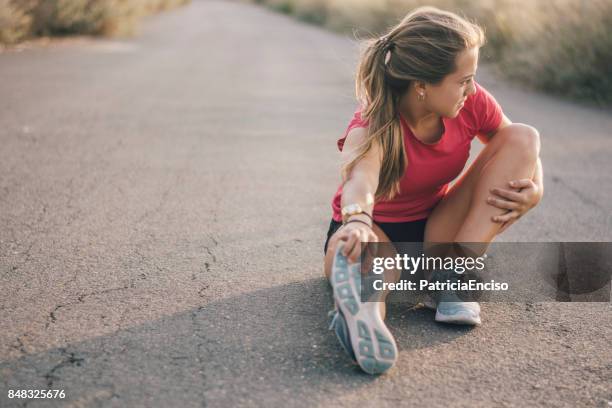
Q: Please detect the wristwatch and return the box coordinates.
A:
[341,203,371,223]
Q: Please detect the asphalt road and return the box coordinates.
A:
[1,0,611,407]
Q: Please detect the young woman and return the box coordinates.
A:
[323,7,543,374]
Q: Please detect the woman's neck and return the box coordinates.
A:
[398,89,440,129]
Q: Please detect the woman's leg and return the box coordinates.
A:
[423,124,540,324]
[425,123,540,246]
[324,222,401,374]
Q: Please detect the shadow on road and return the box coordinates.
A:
[1,278,473,406]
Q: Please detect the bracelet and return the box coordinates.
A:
[345,211,373,222]
[343,219,372,228]
[359,212,373,220]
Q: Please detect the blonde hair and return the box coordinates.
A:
[343,7,484,200]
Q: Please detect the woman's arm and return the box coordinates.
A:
[341,128,381,216]
[338,127,382,262]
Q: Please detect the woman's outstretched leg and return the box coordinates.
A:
[323,223,402,374]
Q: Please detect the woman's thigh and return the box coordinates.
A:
[424,124,536,243]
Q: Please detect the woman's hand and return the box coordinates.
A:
[487,178,543,233]
[337,221,379,264]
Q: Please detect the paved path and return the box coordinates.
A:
[1,1,611,407]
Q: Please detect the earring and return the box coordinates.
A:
[418,92,425,101]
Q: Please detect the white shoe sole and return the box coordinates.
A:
[331,244,397,374]
[425,294,482,326]
[435,308,481,326]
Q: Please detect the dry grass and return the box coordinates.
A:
[0,0,34,44]
[0,0,191,44]
[248,0,612,105]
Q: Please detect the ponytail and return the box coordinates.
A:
[342,36,407,200]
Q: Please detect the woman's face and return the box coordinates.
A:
[424,46,479,118]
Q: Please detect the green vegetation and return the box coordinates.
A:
[250,0,612,105]
[0,0,191,44]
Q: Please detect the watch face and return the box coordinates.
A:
[342,204,362,216]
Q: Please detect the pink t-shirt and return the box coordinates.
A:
[331,82,503,223]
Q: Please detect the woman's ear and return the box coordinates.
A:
[414,81,427,100]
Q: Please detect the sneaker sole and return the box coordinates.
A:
[331,244,398,374]
[435,310,481,326]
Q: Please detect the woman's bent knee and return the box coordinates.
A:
[497,123,540,160]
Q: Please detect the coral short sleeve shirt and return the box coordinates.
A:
[331,82,503,223]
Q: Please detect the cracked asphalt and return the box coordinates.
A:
[1,0,611,407]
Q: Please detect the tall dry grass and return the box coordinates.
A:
[0,0,191,44]
[250,0,612,105]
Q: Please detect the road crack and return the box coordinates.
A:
[43,348,85,388]
[45,285,131,328]
[551,175,605,211]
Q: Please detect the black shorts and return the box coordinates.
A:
[323,218,428,254]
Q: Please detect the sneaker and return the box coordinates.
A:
[429,270,481,326]
[329,243,398,374]
[434,292,481,326]
[328,306,356,362]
